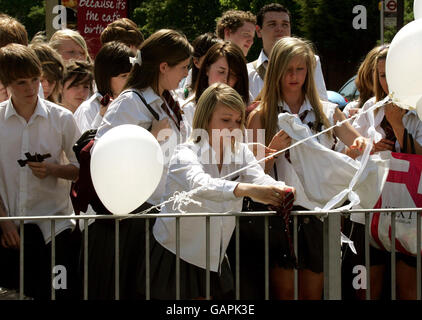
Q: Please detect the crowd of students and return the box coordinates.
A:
[0,3,420,300]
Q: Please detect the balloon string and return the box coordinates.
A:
[124,97,388,218]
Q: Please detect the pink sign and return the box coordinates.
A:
[77,0,128,57]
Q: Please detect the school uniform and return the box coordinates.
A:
[0,97,81,299]
[247,49,329,102]
[271,98,387,273]
[73,92,104,133]
[353,97,422,153]
[136,139,286,299]
[87,87,188,299]
[350,96,422,270]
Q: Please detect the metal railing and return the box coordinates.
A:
[0,208,421,300]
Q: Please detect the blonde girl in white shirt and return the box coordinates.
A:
[247,37,369,300]
[137,82,295,300]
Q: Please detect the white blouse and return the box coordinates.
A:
[95,87,189,205]
[353,97,422,151]
[73,92,103,133]
[153,140,286,272]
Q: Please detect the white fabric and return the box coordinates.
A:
[0,97,81,242]
[278,98,338,149]
[73,92,103,133]
[95,87,189,205]
[273,112,389,212]
[247,49,328,101]
[353,97,422,152]
[153,140,285,272]
[342,100,360,119]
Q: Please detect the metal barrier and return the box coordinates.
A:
[0,208,421,300]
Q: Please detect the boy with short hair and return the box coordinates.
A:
[216,10,256,57]
[248,3,328,101]
[0,43,81,299]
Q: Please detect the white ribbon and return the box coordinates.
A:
[129,50,142,67]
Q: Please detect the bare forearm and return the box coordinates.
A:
[50,164,79,181]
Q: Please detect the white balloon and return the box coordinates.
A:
[416,96,422,121]
[415,0,422,20]
[90,124,164,215]
[386,19,422,110]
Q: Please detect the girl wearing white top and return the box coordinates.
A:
[181,41,250,137]
[137,83,295,300]
[247,37,369,300]
[87,29,193,300]
[73,41,134,133]
[353,45,422,300]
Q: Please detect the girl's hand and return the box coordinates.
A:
[348,108,360,118]
[248,143,277,160]
[384,103,406,130]
[235,184,296,207]
[349,136,371,155]
[268,129,291,152]
[373,138,395,152]
[151,118,172,141]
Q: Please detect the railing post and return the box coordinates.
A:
[323,212,342,300]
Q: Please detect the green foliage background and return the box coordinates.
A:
[0,0,416,89]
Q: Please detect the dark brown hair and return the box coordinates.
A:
[94,41,134,97]
[0,43,41,87]
[124,29,193,93]
[0,14,28,47]
[194,41,249,105]
[63,60,94,92]
[100,18,144,48]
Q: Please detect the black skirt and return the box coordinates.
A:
[136,235,234,300]
[83,204,156,300]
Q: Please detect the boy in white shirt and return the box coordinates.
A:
[248,3,328,101]
[0,44,81,299]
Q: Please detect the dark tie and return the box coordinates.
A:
[380,116,396,142]
[281,109,309,163]
[161,90,182,131]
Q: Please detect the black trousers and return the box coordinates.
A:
[0,223,81,300]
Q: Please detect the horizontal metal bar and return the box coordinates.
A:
[2,208,422,221]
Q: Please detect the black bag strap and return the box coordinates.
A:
[123,89,160,121]
[402,128,416,154]
[273,163,279,181]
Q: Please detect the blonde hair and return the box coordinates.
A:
[259,36,330,145]
[373,44,389,102]
[50,29,92,63]
[354,45,382,108]
[192,82,245,141]
[29,43,65,103]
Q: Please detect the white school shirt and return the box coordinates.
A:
[247,49,329,102]
[277,97,338,149]
[95,87,189,205]
[73,92,103,133]
[0,97,81,243]
[353,97,422,151]
[153,140,286,272]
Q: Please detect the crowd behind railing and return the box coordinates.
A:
[0,3,421,301]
